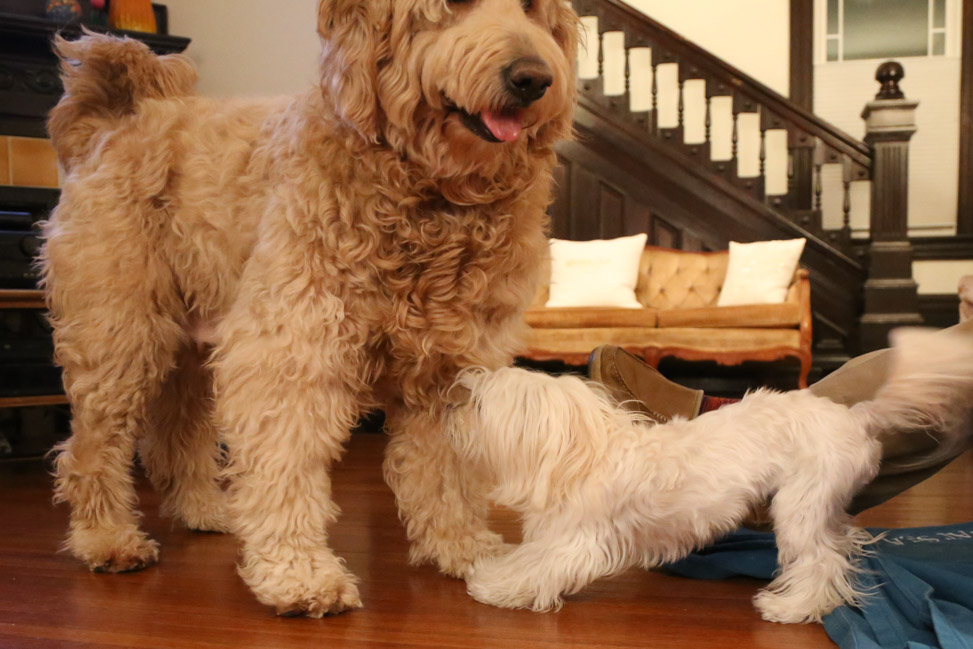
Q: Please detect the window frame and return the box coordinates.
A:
[817,0,959,64]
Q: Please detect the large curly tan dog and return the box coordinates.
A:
[41,0,578,617]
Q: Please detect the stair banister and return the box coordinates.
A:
[859,62,923,351]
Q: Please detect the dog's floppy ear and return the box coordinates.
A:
[550,0,581,71]
[534,0,581,147]
[317,0,390,141]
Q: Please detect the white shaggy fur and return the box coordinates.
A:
[449,328,973,624]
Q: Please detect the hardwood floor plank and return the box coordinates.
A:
[1,433,970,648]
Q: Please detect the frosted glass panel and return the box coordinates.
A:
[843,0,928,60]
[932,32,945,56]
[827,38,839,62]
[827,0,840,34]
[933,0,946,28]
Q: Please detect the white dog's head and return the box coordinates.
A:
[450,367,626,510]
[317,0,579,179]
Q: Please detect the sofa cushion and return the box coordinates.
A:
[546,234,648,308]
[525,307,658,329]
[717,238,806,306]
[656,302,801,329]
[636,247,728,309]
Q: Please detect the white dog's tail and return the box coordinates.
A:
[48,32,197,170]
[852,327,973,465]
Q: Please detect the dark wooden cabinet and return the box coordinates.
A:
[0,11,189,457]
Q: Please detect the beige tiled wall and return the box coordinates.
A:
[0,136,60,188]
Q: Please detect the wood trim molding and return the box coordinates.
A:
[789,0,814,110]
[959,0,973,235]
[910,235,973,261]
[0,394,67,408]
[917,294,962,330]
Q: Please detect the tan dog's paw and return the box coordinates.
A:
[180,494,231,534]
[71,527,160,573]
[426,529,507,579]
[274,579,362,618]
[187,515,230,534]
[241,551,362,618]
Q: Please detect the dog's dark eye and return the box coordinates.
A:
[521,0,532,10]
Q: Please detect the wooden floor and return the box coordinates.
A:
[2,434,972,649]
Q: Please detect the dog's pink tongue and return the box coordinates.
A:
[481,110,523,142]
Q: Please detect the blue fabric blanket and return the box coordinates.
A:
[664,522,973,649]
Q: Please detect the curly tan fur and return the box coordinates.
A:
[42,0,578,617]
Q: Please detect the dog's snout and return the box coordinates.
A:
[504,57,553,106]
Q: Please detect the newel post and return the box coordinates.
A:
[858,61,923,353]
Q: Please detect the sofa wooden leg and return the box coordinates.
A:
[640,348,662,368]
[797,354,811,390]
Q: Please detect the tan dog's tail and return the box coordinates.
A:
[48,31,197,170]
[852,327,973,467]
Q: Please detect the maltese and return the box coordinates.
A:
[448,328,973,623]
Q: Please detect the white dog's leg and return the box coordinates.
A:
[140,345,228,533]
[754,480,870,623]
[466,531,616,611]
[384,406,505,578]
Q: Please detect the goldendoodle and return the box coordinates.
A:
[42,0,578,617]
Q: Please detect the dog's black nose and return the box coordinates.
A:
[504,57,553,106]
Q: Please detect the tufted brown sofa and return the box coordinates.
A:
[521,245,813,388]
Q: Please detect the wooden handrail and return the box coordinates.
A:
[0,289,45,309]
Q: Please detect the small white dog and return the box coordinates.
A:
[448,328,973,624]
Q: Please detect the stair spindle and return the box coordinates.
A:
[841,156,852,234]
[759,125,767,181]
[597,29,604,78]
[731,109,739,164]
[814,161,823,213]
[786,150,795,198]
[624,45,631,98]
[704,94,711,146]
[650,57,658,135]
[677,77,684,132]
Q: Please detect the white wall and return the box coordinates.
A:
[164,0,320,98]
[620,0,791,96]
[914,260,973,295]
[167,0,790,99]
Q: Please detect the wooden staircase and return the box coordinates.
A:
[550,0,922,364]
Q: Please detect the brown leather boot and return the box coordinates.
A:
[588,345,774,532]
[587,345,703,424]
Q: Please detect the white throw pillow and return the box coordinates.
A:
[717,238,807,307]
[545,233,648,308]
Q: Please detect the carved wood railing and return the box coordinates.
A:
[572,0,872,254]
